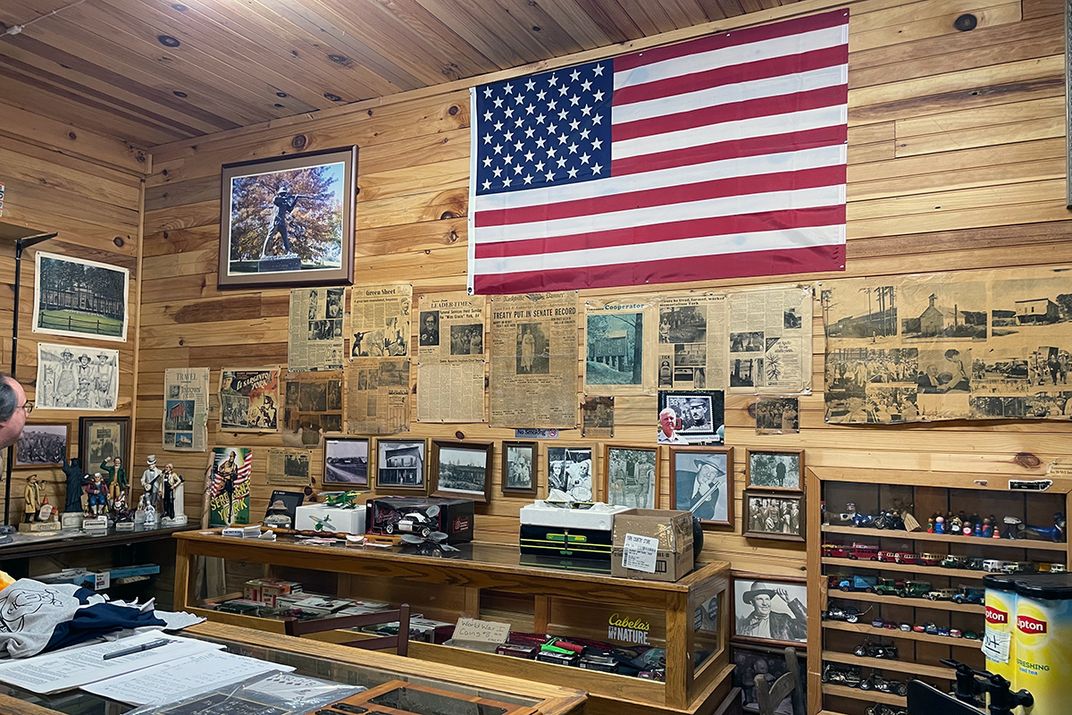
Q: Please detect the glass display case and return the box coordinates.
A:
[173,531,733,714]
[0,621,586,714]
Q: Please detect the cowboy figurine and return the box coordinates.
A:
[100,456,127,507]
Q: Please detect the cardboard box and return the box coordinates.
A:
[294,503,366,535]
[611,509,695,582]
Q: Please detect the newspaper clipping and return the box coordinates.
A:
[416,292,486,423]
[219,367,281,432]
[288,287,344,371]
[350,284,411,358]
[346,359,410,434]
[266,447,312,487]
[489,292,579,428]
[727,286,812,394]
[657,294,727,390]
[584,298,655,395]
[283,371,343,447]
[824,271,1072,423]
[163,367,210,451]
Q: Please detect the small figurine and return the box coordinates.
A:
[62,457,84,513]
[974,522,983,537]
[100,456,128,508]
[949,514,963,535]
[993,526,1001,539]
[111,489,132,523]
[140,455,163,509]
[85,473,108,517]
[927,517,934,533]
[934,515,945,534]
[23,474,42,523]
[982,516,994,539]
[160,463,186,525]
[140,493,158,528]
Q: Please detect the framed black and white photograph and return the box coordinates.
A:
[218,146,357,289]
[430,441,491,503]
[746,449,803,491]
[14,423,69,469]
[743,491,805,542]
[78,416,130,472]
[36,342,119,411]
[33,251,129,342]
[502,441,537,496]
[731,576,808,646]
[546,445,595,502]
[670,447,733,528]
[657,389,724,445]
[322,436,370,488]
[731,643,807,713]
[375,439,426,492]
[264,489,305,525]
[604,445,658,509]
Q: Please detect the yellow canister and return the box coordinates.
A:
[1012,574,1072,715]
[983,573,1018,682]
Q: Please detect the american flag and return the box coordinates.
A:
[468,10,849,295]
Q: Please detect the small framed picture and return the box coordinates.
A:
[603,445,658,509]
[501,441,537,496]
[731,575,808,647]
[745,449,804,492]
[218,146,357,289]
[78,417,130,472]
[14,423,69,469]
[430,441,492,503]
[546,445,595,502]
[670,447,733,528]
[743,491,805,542]
[657,389,725,445]
[374,439,427,493]
[322,436,370,488]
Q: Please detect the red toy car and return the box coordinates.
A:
[822,543,850,558]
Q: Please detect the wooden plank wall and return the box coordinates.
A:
[0,100,146,520]
[139,0,1070,580]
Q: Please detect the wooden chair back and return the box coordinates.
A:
[284,603,411,656]
[754,647,802,715]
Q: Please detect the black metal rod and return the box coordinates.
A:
[4,232,57,526]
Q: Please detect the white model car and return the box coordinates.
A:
[386,511,433,538]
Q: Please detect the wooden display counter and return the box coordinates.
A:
[173,531,733,715]
[0,620,586,714]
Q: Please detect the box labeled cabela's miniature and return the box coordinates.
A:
[365,496,474,543]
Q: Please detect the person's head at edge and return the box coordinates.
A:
[0,374,29,449]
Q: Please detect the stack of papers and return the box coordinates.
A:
[0,631,293,705]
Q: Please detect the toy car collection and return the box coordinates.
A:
[822,604,863,623]
[822,664,863,688]
[952,587,984,605]
[860,674,909,696]
[925,587,958,601]
[853,642,898,659]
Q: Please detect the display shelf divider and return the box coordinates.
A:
[822,649,955,679]
[822,556,984,580]
[820,683,906,706]
[820,525,1067,552]
[825,587,986,614]
[821,620,982,649]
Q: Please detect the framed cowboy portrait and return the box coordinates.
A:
[731,575,808,647]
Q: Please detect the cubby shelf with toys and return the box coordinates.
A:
[805,466,1072,715]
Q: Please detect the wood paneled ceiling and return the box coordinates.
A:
[0,0,797,149]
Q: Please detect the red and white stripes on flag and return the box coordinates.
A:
[467,9,849,295]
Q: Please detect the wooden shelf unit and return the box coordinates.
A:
[806,466,1072,715]
[821,620,982,650]
[173,531,732,715]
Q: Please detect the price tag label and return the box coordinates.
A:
[982,630,1011,663]
[94,571,110,591]
[621,533,659,573]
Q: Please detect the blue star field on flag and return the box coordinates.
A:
[474,61,614,196]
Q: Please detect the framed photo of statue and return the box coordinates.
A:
[218,146,357,289]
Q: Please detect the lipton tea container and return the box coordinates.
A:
[1012,574,1072,714]
[983,573,1018,682]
